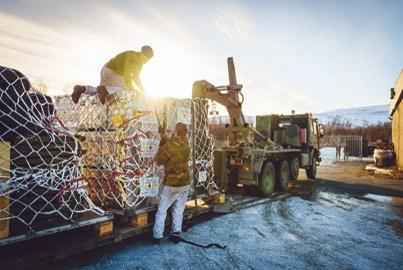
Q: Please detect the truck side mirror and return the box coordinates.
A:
[319,124,324,138]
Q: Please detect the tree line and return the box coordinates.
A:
[323,116,391,142]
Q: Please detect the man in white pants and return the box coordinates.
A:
[71,45,153,104]
[153,122,190,245]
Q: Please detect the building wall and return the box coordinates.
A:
[390,71,403,171]
[392,105,402,170]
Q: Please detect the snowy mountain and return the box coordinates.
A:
[315,104,390,126]
[209,104,389,127]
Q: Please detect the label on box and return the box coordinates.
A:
[139,177,160,197]
[139,138,159,158]
[198,171,207,183]
[177,106,192,125]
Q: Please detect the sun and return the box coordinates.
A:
[140,44,195,99]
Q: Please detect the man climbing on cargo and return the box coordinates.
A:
[152,122,190,245]
[71,45,154,104]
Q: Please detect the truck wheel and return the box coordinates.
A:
[306,157,317,179]
[289,157,299,181]
[259,162,276,197]
[276,160,290,191]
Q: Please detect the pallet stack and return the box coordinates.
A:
[54,91,218,225]
[0,66,106,240]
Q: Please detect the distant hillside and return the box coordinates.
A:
[315,104,389,127]
[209,104,389,127]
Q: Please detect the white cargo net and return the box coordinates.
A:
[0,67,104,229]
[54,89,217,210]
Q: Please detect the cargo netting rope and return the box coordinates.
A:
[54,90,218,210]
[0,66,104,229]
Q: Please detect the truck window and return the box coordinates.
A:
[312,121,318,135]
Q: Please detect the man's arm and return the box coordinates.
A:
[123,53,143,91]
[155,144,169,166]
[123,60,135,90]
[123,55,139,90]
[132,74,145,92]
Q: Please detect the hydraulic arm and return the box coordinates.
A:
[192,57,275,148]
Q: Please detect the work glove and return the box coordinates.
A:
[159,134,168,147]
[158,125,166,135]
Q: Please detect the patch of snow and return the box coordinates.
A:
[320,147,337,166]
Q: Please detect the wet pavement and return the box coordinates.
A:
[67,181,403,269]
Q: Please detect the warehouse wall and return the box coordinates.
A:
[392,105,402,170]
[391,71,403,171]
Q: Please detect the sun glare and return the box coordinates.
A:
[141,44,195,99]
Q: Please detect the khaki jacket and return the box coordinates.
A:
[155,134,190,187]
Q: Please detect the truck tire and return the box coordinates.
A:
[289,157,299,181]
[306,157,317,179]
[276,160,290,191]
[259,162,276,197]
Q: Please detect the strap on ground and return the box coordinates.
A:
[178,236,227,249]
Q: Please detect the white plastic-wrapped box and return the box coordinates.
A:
[54,90,217,211]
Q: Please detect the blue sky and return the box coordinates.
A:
[0,0,402,115]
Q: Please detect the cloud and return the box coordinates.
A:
[0,2,227,97]
[213,3,254,42]
[0,1,401,114]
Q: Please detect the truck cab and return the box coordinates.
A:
[256,112,323,177]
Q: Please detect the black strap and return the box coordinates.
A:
[177,236,227,249]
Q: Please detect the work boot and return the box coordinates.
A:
[152,237,161,245]
[97,86,109,105]
[169,232,181,244]
[71,85,86,104]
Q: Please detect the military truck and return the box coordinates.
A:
[192,58,323,197]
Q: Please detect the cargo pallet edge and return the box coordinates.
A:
[1,192,290,270]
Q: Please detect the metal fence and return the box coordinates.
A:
[321,135,364,161]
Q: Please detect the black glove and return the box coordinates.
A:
[159,136,167,147]
[158,125,165,134]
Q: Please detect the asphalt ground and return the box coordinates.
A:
[43,160,403,270]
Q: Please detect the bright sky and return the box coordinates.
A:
[0,0,402,115]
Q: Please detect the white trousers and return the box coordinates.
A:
[153,185,190,239]
[85,67,127,95]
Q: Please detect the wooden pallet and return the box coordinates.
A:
[0,141,10,239]
[0,212,114,247]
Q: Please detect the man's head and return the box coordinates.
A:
[141,45,154,62]
[175,122,187,137]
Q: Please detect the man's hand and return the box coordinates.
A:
[158,125,166,135]
[159,136,167,147]
[158,125,167,147]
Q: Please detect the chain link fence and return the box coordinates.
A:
[321,135,364,161]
